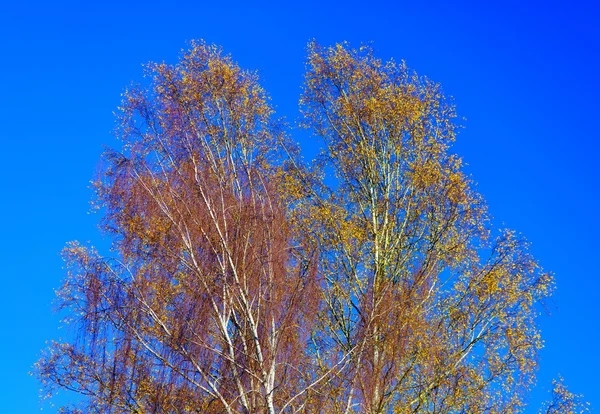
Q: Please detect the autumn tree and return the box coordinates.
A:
[37,41,583,413]
[37,41,322,414]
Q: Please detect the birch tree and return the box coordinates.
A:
[293,42,554,413]
[37,41,321,414]
[36,41,582,413]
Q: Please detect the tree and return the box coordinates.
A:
[36,40,581,413]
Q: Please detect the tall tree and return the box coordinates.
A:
[37,41,320,414]
[293,41,552,413]
[37,41,582,413]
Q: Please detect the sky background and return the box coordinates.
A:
[1,0,598,412]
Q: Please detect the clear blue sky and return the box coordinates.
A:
[1,0,598,412]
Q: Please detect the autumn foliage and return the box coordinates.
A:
[36,41,583,413]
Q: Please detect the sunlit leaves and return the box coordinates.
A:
[540,377,591,414]
[35,40,578,413]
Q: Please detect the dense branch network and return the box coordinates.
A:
[36,41,581,413]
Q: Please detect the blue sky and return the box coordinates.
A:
[0,0,598,411]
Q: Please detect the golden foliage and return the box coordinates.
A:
[35,40,578,413]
